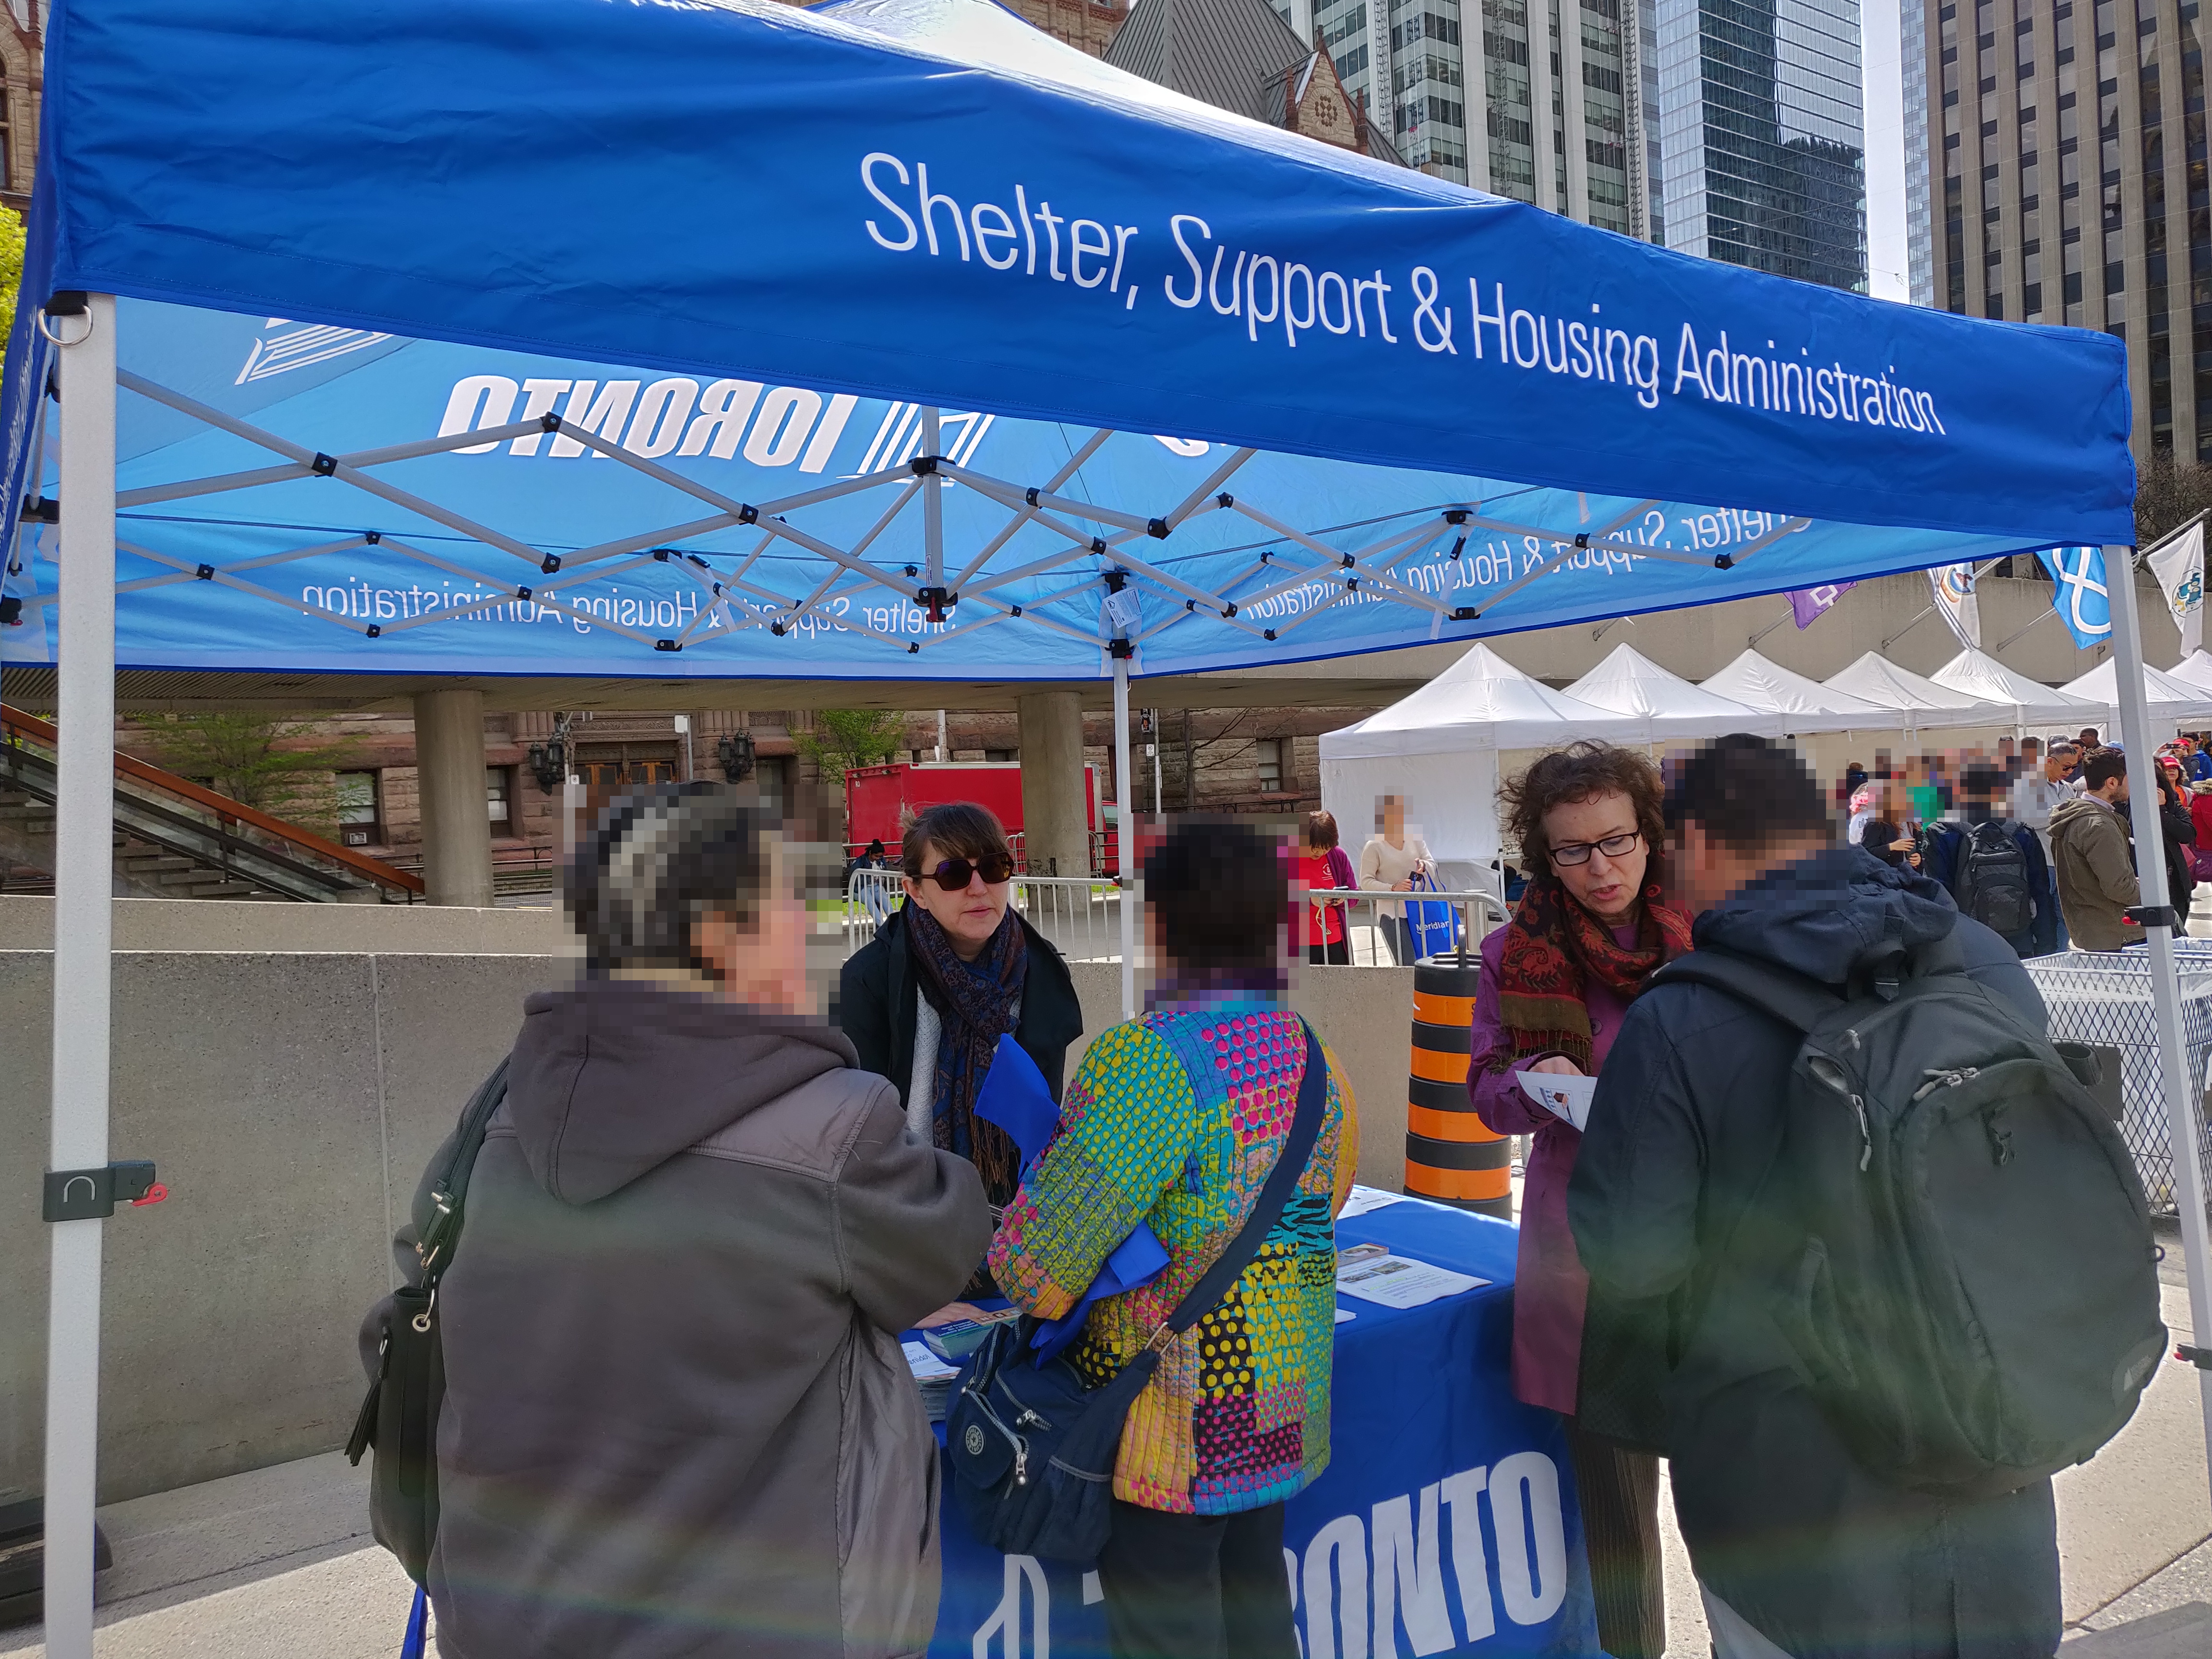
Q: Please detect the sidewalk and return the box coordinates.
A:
[2,1233,2205,1658]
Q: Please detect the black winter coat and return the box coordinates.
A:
[838,902,1087,1115]
[1569,846,2061,1659]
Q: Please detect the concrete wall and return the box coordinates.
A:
[0,951,568,1506]
[1,947,1418,1506]
[0,896,573,955]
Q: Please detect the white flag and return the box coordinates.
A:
[1931,563,1981,649]
[2146,522,2205,656]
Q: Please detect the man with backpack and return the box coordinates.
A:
[1568,736,2162,1659]
[1924,764,2050,956]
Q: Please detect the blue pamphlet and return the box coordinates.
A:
[974,1034,1169,1361]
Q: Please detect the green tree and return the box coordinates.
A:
[135,714,363,834]
[0,207,25,345]
[793,709,907,785]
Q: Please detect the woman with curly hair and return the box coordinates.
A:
[1467,742,1693,1659]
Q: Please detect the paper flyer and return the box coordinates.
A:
[1517,1070,1597,1131]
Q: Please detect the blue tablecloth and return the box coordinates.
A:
[930,1199,1601,1658]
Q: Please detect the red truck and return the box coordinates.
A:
[844,761,1113,874]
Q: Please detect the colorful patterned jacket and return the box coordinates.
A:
[987,1001,1357,1515]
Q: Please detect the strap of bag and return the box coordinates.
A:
[413,1058,510,1286]
[1138,1020,1330,1356]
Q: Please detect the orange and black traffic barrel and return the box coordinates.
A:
[1403,956,1513,1219]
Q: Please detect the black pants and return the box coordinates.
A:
[1564,1418,1666,1659]
[1095,1499,1298,1659]
[1308,939,1349,965]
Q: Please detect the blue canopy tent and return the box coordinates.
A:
[6,0,2202,1650]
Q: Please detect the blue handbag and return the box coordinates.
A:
[946,1021,1330,1562]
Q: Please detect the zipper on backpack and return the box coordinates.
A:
[1848,1094,1871,1171]
[1910,1067,1981,1101]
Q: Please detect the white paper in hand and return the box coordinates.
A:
[1516,1069,1596,1130]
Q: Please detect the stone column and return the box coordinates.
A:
[1017,690,1089,878]
[411,688,494,907]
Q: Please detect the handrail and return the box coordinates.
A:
[1,704,426,896]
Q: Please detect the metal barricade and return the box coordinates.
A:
[1298,889,1508,967]
[2022,948,2212,1216]
[844,875,1504,967]
[844,869,1124,962]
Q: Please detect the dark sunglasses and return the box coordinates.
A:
[922,853,1014,890]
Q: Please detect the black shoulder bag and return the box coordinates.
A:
[948,1021,1330,1563]
[345,1059,509,1585]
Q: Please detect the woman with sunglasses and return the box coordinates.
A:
[840,801,1084,1314]
[1465,742,1693,1659]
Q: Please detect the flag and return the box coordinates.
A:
[2037,546,2113,649]
[1789,581,1856,627]
[2146,522,2205,655]
[1930,562,1981,649]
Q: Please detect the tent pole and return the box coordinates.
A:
[42,293,118,1659]
[1115,656,1135,1020]
[2105,542,2212,1513]
[921,406,942,591]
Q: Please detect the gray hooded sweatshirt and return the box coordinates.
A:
[417,977,991,1659]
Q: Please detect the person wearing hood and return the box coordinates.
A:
[397,783,992,1658]
[1568,736,2060,1659]
[2049,746,2143,950]
[839,800,1084,1314]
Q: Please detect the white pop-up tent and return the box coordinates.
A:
[1563,643,1783,741]
[2061,658,2212,727]
[1930,648,2104,731]
[1317,642,1641,866]
[1825,650,2011,733]
[1699,648,1896,733]
[2171,650,2212,693]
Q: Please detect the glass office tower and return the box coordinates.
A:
[1909,0,2211,462]
[1298,0,1659,237]
[1656,0,1871,289]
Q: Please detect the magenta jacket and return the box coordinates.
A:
[1465,921,1638,1418]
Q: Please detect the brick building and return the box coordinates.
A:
[0,4,41,214]
[108,697,1380,882]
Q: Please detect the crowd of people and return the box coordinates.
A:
[369,728,2163,1659]
[1840,729,2212,953]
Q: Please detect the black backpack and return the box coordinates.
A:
[1954,818,2034,938]
[1653,935,2165,1500]
[346,1061,509,1585]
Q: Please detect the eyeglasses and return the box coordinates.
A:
[923,853,1015,890]
[1550,830,1641,866]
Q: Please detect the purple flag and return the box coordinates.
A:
[1789,581,1858,628]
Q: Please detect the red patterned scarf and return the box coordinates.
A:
[1493,876,1694,1073]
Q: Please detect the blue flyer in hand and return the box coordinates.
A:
[974,1034,1168,1361]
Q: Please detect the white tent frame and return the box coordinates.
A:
[33,297,2212,1659]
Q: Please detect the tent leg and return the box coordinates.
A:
[2105,542,2212,1514]
[1115,656,1135,1020]
[43,293,118,1659]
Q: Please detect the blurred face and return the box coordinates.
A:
[903,838,1011,959]
[693,893,816,1016]
[1543,789,1647,925]
[1381,796,1406,842]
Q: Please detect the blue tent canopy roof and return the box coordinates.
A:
[0,0,2139,685]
